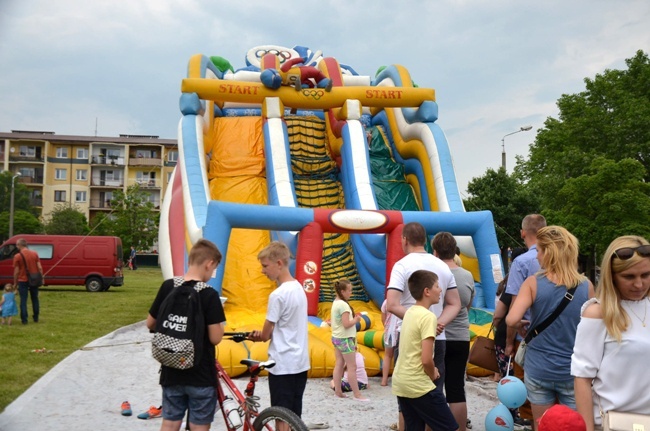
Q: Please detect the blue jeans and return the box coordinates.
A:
[18,281,39,324]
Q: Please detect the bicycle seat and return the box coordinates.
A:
[240,359,276,370]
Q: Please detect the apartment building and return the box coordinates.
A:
[0,130,178,221]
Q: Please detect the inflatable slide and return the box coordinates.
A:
[158,45,503,377]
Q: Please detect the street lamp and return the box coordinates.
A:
[9,172,21,238]
[501,125,532,170]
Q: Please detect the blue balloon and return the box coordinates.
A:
[260,69,282,89]
[497,376,527,409]
[485,403,514,431]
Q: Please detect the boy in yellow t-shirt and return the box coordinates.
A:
[392,270,459,431]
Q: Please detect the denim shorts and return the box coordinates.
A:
[524,374,576,408]
[162,385,217,424]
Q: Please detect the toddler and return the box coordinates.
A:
[1,284,18,325]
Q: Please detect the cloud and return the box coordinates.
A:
[1,0,649,194]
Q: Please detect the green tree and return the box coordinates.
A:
[42,204,90,235]
[514,50,650,269]
[101,184,159,255]
[545,158,650,256]
[516,50,650,210]
[0,171,32,212]
[464,167,540,249]
[0,210,42,240]
[88,213,113,236]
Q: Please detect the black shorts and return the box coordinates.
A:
[268,371,308,417]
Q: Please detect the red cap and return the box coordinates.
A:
[538,405,586,431]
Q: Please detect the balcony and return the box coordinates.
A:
[9,155,44,162]
[89,199,114,210]
[129,157,161,167]
[91,155,125,166]
[18,176,44,185]
[130,178,161,189]
[30,197,43,207]
[90,179,124,187]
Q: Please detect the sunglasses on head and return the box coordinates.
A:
[612,245,650,261]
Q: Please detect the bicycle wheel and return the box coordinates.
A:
[252,406,309,431]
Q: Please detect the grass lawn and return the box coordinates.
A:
[0,266,163,412]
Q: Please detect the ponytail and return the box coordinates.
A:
[334,279,355,317]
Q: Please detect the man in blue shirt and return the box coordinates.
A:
[504,214,546,427]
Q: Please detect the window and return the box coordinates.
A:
[167,172,173,182]
[19,167,35,177]
[76,169,87,181]
[77,148,89,159]
[168,150,178,162]
[27,244,53,259]
[75,191,87,202]
[19,146,36,157]
[54,190,66,202]
[56,147,68,158]
[55,168,67,180]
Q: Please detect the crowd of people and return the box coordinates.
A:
[141,214,649,431]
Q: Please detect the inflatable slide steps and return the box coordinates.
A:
[285,116,369,310]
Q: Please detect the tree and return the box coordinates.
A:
[0,210,42,240]
[514,50,650,268]
[464,168,540,250]
[545,157,650,256]
[0,171,32,213]
[100,184,159,255]
[42,204,90,235]
[516,50,650,210]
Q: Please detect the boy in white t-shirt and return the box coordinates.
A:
[249,242,310,418]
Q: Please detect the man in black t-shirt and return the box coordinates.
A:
[146,239,226,431]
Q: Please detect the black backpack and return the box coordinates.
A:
[151,277,209,370]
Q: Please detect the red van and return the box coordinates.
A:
[0,235,124,292]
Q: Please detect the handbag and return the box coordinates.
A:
[514,285,578,368]
[597,393,650,431]
[20,252,43,288]
[468,321,500,373]
[603,412,650,431]
[514,340,527,368]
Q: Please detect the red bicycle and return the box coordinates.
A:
[215,332,309,431]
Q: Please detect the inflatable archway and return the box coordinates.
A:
[159,45,504,377]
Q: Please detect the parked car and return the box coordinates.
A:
[0,235,124,292]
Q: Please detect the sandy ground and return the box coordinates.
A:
[0,321,500,431]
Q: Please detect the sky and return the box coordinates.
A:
[1,0,648,195]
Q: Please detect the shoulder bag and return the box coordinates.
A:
[514,286,578,368]
[597,393,650,431]
[468,320,500,374]
[20,252,43,288]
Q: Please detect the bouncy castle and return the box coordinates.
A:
[158,45,503,377]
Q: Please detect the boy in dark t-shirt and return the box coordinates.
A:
[146,239,226,431]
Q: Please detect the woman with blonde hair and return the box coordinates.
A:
[507,226,594,426]
[572,236,650,430]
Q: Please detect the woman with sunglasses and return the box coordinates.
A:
[507,226,594,425]
[572,236,650,430]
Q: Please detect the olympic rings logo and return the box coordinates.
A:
[300,89,326,100]
[255,49,292,62]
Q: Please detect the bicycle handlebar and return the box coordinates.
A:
[223,331,251,343]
